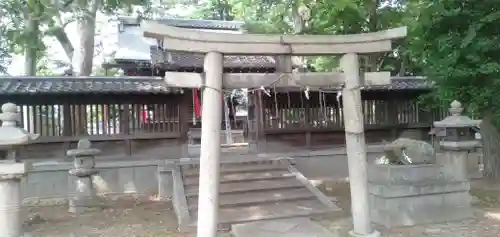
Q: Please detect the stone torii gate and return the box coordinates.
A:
[142,22,406,237]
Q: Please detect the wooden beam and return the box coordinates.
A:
[164,72,391,89]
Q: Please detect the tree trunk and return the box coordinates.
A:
[480,115,500,180]
[24,8,40,143]
[71,0,101,135]
[291,1,305,68]
[52,26,74,61]
[74,0,99,76]
[24,17,38,76]
[366,0,380,72]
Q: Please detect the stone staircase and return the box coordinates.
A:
[167,157,341,232]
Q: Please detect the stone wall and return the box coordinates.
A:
[22,160,160,205]
[17,137,183,160]
[19,146,483,205]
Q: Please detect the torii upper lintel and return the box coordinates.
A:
[141,21,407,55]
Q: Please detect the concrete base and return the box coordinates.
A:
[68,196,102,214]
[368,164,473,228]
[232,218,334,237]
[349,230,380,237]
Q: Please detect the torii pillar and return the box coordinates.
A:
[198,51,224,235]
[142,22,407,237]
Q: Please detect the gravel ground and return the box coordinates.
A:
[314,179,500,237]
[25,199,232,237]
[24,179,500,237]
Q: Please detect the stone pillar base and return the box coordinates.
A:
[349,230,381,237]
[181,143,189,158]
[158,163,174,199]
[68,196,102,214]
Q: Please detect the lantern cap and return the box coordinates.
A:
[0,102,40,147]
[66,139,101,157]
[433,100,481,128]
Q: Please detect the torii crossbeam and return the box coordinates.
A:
[142,21,406,237]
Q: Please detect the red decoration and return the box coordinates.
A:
[193,88,201,117]
[140,105,148,121]
[126,69,137,76]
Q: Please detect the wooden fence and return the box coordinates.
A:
[0,93,186,159]
[16,103,181,140]
[263,97,446,131]
[256,91,446,148]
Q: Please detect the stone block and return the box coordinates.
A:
[368,181,470,198]
[158,164,174,199]
[368,163,473,228]
[370,191,472,228]
[367,164,453,185]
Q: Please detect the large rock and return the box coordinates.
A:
[377,138,435,165]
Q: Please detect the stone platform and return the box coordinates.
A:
[161,157,341,232]
[368,164,473,228]
[232,218,335,237]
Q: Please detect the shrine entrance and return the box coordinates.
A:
[143,22,406,237]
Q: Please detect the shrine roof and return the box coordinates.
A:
[0,76,182,95]
[119,16,244,30]
[0,76,431,95]
[112,16,276,69]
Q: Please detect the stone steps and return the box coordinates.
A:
[182,163,288,177]
[183,170,293,185]
[184,178,305,197]
[192,199,333,225]
[187,187,316,210]
[170,158,341,232]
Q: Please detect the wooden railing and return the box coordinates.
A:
[262,93,446,132]
[14,102,181,141]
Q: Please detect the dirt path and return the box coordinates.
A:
[25,179,500,237]
[26,199,232,237]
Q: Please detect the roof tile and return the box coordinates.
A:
[0,77,180,94]
[0,76,431,95]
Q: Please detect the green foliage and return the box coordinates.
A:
[187,0,419,74]
[407,0,500,121]
[0,0,155,75]
[190,0,234,20]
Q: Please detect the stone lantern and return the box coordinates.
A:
[0,102,39,161]
[67,139,101,214]
[0,102,39,237]
[433,100,481,181]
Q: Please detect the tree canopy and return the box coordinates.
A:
[2,1,499,121]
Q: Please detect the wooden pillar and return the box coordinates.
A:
[121,104,131,156]
[246,92,258,152]
[275,55,293,148]
[340,53,378,237]
[387,100,399,139]
[305,98,312,148]
[255,91,266,151]
[178,93,190,157]
[196,52,223,237]
[62,104,72,154]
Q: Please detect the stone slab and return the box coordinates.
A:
[370,191,473,228]
[368,181,470,197]
[367,164,452,185]
[187,187,315,209]
[184,178,303,197]
[232,218,336,237]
